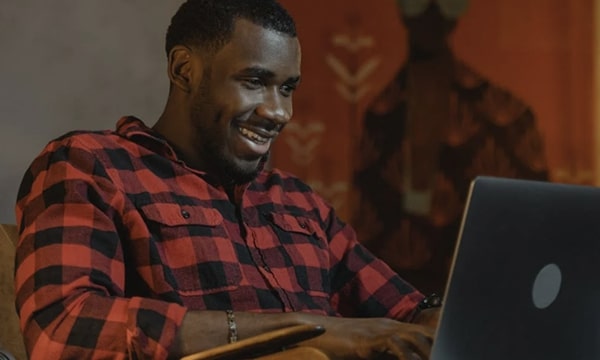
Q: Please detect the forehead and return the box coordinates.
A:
[211,19,301,78]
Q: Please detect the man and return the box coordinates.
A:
[352,0,548,295]
[15,0,438,359]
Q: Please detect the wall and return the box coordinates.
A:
[0,1,183,223]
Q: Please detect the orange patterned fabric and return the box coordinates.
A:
[274,0,405,221]
[351,59,548,294]
[452,0,595,185]
[272,0,594,295]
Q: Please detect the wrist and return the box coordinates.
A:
[411,293,442,323]
[286,311,328,327]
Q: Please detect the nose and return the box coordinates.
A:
[256,89,293,126]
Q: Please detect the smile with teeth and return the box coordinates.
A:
[239,127,269,144]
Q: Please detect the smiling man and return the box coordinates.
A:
[15,1,438,359]
[154,15,301,185]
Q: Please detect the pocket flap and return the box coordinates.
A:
[140,203,222,227]
[269,212,314,235]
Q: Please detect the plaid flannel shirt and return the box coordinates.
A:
[15,117,424,359]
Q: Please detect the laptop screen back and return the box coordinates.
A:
[431,176,600,360]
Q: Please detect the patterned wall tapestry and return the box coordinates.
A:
[273,0,596,292]
[272,0,598,291]
[452,0,595,185]
[275,0,407,222]
[276,0,595,211]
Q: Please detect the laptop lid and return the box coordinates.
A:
[431,176,600,360]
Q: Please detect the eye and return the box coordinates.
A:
[242,78,264,89]
[280,84,296,97]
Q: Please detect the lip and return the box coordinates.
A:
[238,125,278,140]
[235,119,281,139]
[232,121,280,158]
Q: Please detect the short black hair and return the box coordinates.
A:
[165,0,297,56]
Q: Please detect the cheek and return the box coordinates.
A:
[220,84,259,112]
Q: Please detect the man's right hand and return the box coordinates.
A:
[297,314,434,360]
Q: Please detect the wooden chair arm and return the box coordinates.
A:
[180,324,326,360]
[257,345,329,359]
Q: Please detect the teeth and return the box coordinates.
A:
[239,127,268,143]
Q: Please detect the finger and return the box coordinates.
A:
[413,323,436,341]
[383,334,428,360]
[399,331,432,360]
[382,344,422,360]
[373,350,399,359]
[408,351,424,360]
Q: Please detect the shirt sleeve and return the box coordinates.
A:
[14,137,187,359]
[322,202,425,321]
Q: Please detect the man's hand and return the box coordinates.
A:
[412,307,441,330]
[299,315,434,360]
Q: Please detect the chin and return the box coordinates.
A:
[228,167,261,184]
[222,157,264,184]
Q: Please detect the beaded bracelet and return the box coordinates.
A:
[418,293,442,311]
[411,293,443,322]
[226,310,238,343]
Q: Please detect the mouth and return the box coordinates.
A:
[233,122,280,159]
[239,127,270,145]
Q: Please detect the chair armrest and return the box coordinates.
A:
[180,324,325,360]
[257,346,329,359]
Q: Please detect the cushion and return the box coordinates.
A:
[0,224,26,360]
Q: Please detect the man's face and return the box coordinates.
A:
[190,19,301,184]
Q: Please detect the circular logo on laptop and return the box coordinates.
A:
[531,263,562,309]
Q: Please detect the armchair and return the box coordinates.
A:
[0,224,26,360]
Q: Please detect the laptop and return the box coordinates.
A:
[431,176,600,360]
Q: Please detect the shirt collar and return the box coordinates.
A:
[116,116,180,161]
[115,116,266,193]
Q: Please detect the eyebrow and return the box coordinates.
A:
[238,66,301,85]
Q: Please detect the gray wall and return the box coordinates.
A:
[0,1,184,223]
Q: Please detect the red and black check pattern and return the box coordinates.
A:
[15,117,423,359]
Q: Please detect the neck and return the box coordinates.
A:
[153,95,207,171]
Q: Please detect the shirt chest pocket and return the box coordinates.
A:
[267,212,331,296]
[139,203,241,295]
[268,213,326,246]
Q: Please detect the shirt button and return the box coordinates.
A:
[181,210,190,219]
[263,265,271,272]
[299,222,307,229]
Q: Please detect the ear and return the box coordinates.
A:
[167,45,199,93]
